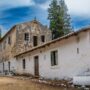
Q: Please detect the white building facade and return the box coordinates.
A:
[0,27,90,80]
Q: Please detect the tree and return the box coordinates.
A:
[48,0,72,39]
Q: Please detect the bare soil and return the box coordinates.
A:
[0,77,80,90]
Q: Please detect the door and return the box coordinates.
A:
[34,56,39,77]
[8,62,10,72]
[33,36,38,46]
[3,63,4,72]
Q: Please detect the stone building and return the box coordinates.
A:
[0,20,52,73]
[1,19,90,81]
[15,20,51,54]
[14,27,90,80]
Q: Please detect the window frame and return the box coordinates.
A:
[41,35,45,42]
[51,50,58,66]
[33,36,38,46]
[24,33,29,41]
[77,48,79,54]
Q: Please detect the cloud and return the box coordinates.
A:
[37,1,50,10]
[0,5,49,30]
[65,0,90,18]
[0,0,35,9]
[34,0,48,4]
[1,0,90,17]
[36,0,90,18]
[0,0,90,32]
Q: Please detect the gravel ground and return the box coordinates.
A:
[0,77,82,90]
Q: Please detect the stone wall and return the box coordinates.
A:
[0,20,52,62]
[15,20,52,55]
[0,27,17,62]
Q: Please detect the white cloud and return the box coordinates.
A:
[37,1,50,10]
[0,0,90,17]
[65,0,90,17]
[0,0,35,8]
[14,0,35,6]
[38,0,90,17]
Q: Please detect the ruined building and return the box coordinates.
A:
[0,19,90,80]
[0,20,52,66]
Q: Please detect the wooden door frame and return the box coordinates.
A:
[34,56,39,77]
[8,61,10,72]
[3,63,4,72]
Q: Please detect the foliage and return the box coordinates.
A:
[48,0,72,39]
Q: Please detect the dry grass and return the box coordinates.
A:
[0,77,79,90]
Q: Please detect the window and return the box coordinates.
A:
[77,48,79,54]
[22,59,26,69]
[51,50,58,66]
[8,36,11,45]
[41,35,45,42]
[24,33,29,41]
[33,36,38,46]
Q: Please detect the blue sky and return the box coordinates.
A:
[0,0,90,35]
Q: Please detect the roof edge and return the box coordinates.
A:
[15,26,90,57]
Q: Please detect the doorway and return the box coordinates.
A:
[8,62,10,72]
[3,63,4,72]
[34,56,39,77]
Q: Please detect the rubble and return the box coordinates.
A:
[6,76,90,89]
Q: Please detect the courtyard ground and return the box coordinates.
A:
[0,77,82,90]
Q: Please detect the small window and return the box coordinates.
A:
[24,33,29,41]
[22,59,26,69]
[77,48,79,54]
[51,50,58,66]
[41,35,45,42]
[8,36,11,45]
[33,36,38,46]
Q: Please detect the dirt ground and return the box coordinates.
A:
[0,77,80,90]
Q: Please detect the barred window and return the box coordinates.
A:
[24,33,29,41]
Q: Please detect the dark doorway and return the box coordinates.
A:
[33,36,38,46]
[22,59,26,69]
[3,63,4,72]
[34,56,39,77]
[8,62,10,72]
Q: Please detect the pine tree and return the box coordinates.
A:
[48,0,72,39]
